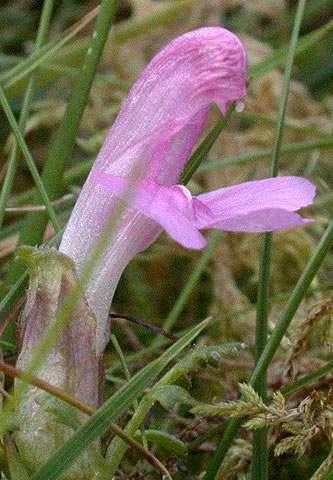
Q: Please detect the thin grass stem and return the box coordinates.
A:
[156,231,222,339]
[181,105,234,184]
[240,111,331,138]
[200,135,333,172]
[252,1,307,478]
[0,7,100,87]
[0,85,60,233]
[0,0,55,231]
[11,135,333,209]
[111,334,148,448]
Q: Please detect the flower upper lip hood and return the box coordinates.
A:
[95,27,247,184]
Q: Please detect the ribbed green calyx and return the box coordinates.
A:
[13,247,102,479]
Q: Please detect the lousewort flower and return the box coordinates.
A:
[59,27,314,354]
[95,174,315,249]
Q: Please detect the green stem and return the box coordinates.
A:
[0,0,55,231]
[249,19,333,81]
[270,1,307,178]
[7,0,118,285]
[204,218,333,480]
[105,338,206,474]
[252,1,307,478]
[110,334,148,446]
[239,111,331,138]
[201,136,333,172]
[181,106,234,184]
[312,450,333,480]
[252,235,271,479]
[280,360,333,397]
[0,7,99,88]
[1,0,198,94]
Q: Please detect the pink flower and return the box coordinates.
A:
[59,27,314,353]
[95,174,315,250]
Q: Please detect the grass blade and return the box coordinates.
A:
[200,136,333,171]
[13,135,333,210]
[0,85,60,233]
[181,106,234,184]
[1,0,199,96]
[0,0,56,231]
[105,341,241,474]
[249,19,333,80]
[252,1,307,478]
[158,231,222,337]
[0,7,99,88]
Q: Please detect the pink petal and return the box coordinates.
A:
[209,209,312,233]
[195,176,315,230]
[148,199,208,249]
[146,186,207,249]
[96,174,207,249]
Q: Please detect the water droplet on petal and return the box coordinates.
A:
[235,101,245,113]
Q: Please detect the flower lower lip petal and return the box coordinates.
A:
[206,208,313,233]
